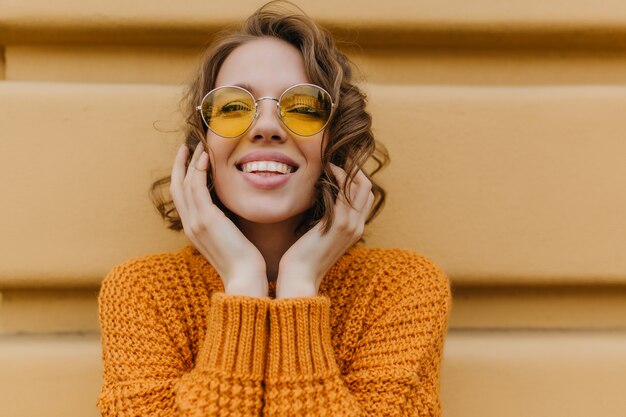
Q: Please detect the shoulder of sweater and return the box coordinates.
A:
[348,245,451,301]
[100,245,194,293]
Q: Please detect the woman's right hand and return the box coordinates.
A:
[170,143,268,297]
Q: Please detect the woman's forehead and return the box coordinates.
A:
[215,37,310,93]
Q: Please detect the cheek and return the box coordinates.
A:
[299,138,324,168]
[206,137,235,169]
[210,159,234,200]
[299,139,325,193]
[205,142,237,203]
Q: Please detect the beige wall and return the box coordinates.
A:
[1,1,625,416]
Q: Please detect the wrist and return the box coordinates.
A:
[275,276,317,299]
[224,278,268,298]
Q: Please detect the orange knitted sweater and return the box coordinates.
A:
[97,244,451,416]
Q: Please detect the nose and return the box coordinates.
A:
[247,98,287,143]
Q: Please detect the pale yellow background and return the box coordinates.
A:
[1,1,625,416]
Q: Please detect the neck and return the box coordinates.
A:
[236,215,304,282]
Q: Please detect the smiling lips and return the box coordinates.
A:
[236,151,299,189]
[236,151,298,175]
[241,160,294,175]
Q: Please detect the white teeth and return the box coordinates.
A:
[241,160,293,174]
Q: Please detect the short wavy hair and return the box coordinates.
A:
[151,0,389,234]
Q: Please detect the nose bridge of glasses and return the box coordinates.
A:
[255,96,279,107]
[254,96,280,117]
[256,96,279,102]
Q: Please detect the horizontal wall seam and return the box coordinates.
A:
[5,26,626,49]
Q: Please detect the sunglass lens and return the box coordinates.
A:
[280,85,333,136]
[201,87,255,137]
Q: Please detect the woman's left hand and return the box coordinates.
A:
[276,164,375,298]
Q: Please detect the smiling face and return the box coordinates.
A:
[206,37,326,226]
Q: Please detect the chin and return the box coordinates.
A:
[238,213,300,225]
[225,200,311,225]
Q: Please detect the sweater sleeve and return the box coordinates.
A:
[97,263,270,416]
[263,257,451,417]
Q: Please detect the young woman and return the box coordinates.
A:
[97,2,451,416]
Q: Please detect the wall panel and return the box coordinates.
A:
[5,44,201,84]
[0,289,98,334]
[351,47,626,85]
[441,331,626,417]
[367,85,626,282]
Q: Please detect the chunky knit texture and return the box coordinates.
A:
[97,244,451,416]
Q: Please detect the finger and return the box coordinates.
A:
[189,150,216,213]
[350,190,374,242]
[330,164,369,211]
[170,145,190,220]
[366,191,375,211]
[183,143,206,222]
[187,142,205,174]
[360,191,375,224]
[329,163,347,183]
[329,163,348,202]
[350,170,373,211]
[328,164,358,232]
[171,144,188,188]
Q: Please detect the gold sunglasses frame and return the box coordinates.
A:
[195,83,336,138]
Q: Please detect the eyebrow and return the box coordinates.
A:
[232,83,256,94]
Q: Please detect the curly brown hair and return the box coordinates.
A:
[151,0,389,234]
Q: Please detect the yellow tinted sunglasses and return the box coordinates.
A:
[196,83,335,138]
